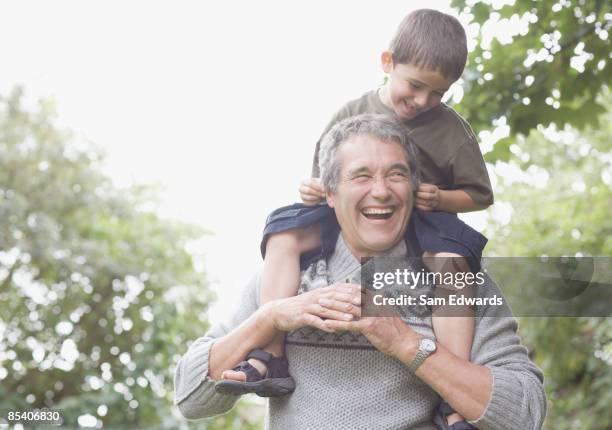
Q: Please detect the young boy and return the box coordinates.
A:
[216,9,492,429]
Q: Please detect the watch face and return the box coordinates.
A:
[422,338,436,352]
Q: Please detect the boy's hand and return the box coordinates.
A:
[416,183,441,211]
[299,178,325,206]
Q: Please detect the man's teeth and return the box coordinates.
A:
[362,208,393,215]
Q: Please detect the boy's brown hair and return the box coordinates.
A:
[389,9,467,81]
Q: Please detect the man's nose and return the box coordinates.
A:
[370,176,391,200]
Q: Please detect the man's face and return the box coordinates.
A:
[326,134,414,257]
[381,53,455,120]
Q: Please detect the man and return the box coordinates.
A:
[174,114,546,429]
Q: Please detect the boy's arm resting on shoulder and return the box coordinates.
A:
[174,273,263,420]
[449,138,494,210]
[466,280,547,430]
[437,188,488,213]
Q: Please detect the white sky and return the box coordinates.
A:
[2,0,491,321]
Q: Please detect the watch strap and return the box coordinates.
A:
[408,337,435,373]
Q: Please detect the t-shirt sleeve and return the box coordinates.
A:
[449,138,494,207]
[311,104,353,178]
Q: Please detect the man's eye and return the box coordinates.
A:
[352,174,371,181]
[389,171,408,180]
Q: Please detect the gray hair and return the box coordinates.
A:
[318,114,420,194]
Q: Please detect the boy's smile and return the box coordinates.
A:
[380,52,455,120]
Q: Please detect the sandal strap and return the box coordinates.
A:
[235,349,290,381]
[266,356,290,379]
[232,360,264,382]
[247,349,273,364]
[439,400,456,417]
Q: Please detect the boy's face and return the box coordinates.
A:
[381,52,455,120]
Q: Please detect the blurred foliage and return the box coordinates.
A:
[0,88,263,429]
[446,2,611,429]
[481,97,612,429]
[2,2,610,429]
[451,0,611,162]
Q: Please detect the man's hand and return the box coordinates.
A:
[319,289,420,361]
[416,183,441,211]
[299,178,326,206]
[264,283,361,333]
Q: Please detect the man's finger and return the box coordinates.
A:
[321,291,353,303]
[323,319,366,332]
[330,291,361,306]
[328,282,360,294]
[318,298,361,317]
[308,303,354,321]
[322,287,361,306]
[301,313,334,332]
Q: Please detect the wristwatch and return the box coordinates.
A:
[408,336,437,373]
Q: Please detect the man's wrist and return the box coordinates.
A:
[395,332,422,365]
[254,301,279,336]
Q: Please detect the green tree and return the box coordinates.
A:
[445,2,611,428]
[0,88,262,429]
[480,98,612,429]
[451,0,611,162]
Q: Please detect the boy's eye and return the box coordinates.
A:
[409,82,423,90]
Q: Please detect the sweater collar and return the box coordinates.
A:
[327,233,408,283]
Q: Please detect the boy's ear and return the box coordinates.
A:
[381,51,394,74]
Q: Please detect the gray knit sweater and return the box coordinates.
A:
[174,237,546,429]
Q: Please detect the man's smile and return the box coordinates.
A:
[360,206,396,220]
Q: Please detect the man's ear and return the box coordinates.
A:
[326,191,335,208]
[381,51,394,74]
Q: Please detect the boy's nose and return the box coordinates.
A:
[414,92,429,108]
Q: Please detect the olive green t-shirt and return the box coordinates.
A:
[311,89,494,206]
